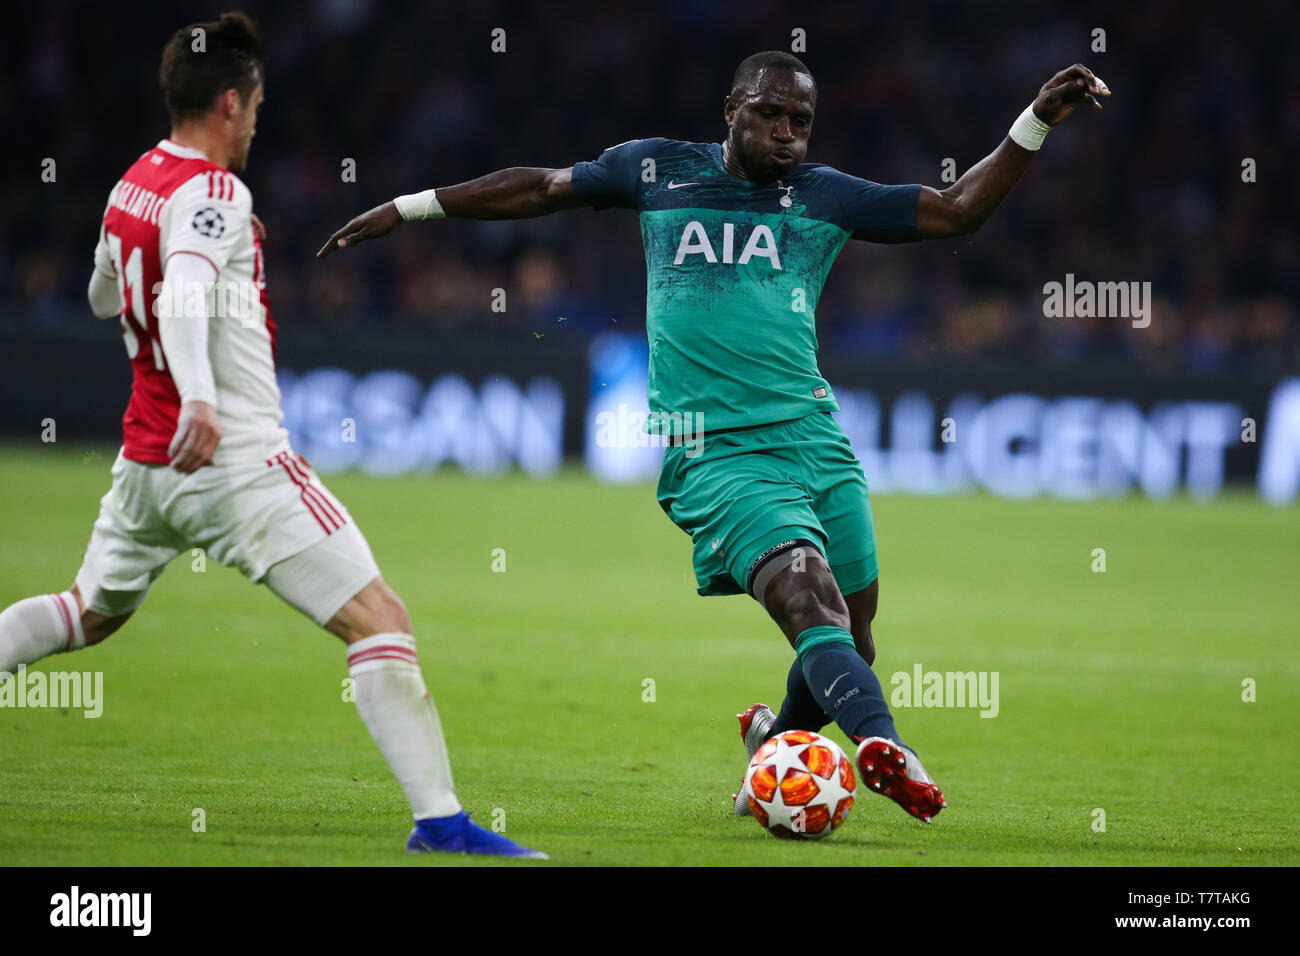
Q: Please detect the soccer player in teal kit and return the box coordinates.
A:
[319,51,1108,822]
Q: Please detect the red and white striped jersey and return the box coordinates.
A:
[93,139,288,464]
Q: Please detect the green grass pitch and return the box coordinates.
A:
[1,445,1296,866]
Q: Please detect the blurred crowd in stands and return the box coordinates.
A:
[5,0,1296,375]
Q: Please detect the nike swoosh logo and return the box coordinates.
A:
[824,672,851,697]
[666,180,699,190]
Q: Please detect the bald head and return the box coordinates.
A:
[731,51,816,107]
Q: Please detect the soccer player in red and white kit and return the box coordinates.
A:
[0,12,544,859]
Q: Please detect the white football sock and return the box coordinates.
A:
[347,633,461,820]
[0,591,86,674]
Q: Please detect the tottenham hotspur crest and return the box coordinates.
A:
[191,207,226,238]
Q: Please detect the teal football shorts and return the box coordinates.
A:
[656,411,879,601]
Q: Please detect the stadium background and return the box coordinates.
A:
[2,0,1297,502]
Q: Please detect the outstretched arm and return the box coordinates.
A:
[916,64,1109,239]
[316,167,585,258]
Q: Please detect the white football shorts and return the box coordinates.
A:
[75,446,380,625]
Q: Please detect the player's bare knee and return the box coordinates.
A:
[69,585,130,646]
[783,589,850,633]
[333,578,411,642]
[765,565,849,635]
[362,579,409,634]
[380,588,411,635]
[848,608,875,664]
[845,581,879,664]
[81,611,131,646]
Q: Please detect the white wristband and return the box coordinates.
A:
[393,188,445,221]
[1008,104,1051,151]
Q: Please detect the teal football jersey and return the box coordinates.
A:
[572,138,919,436]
